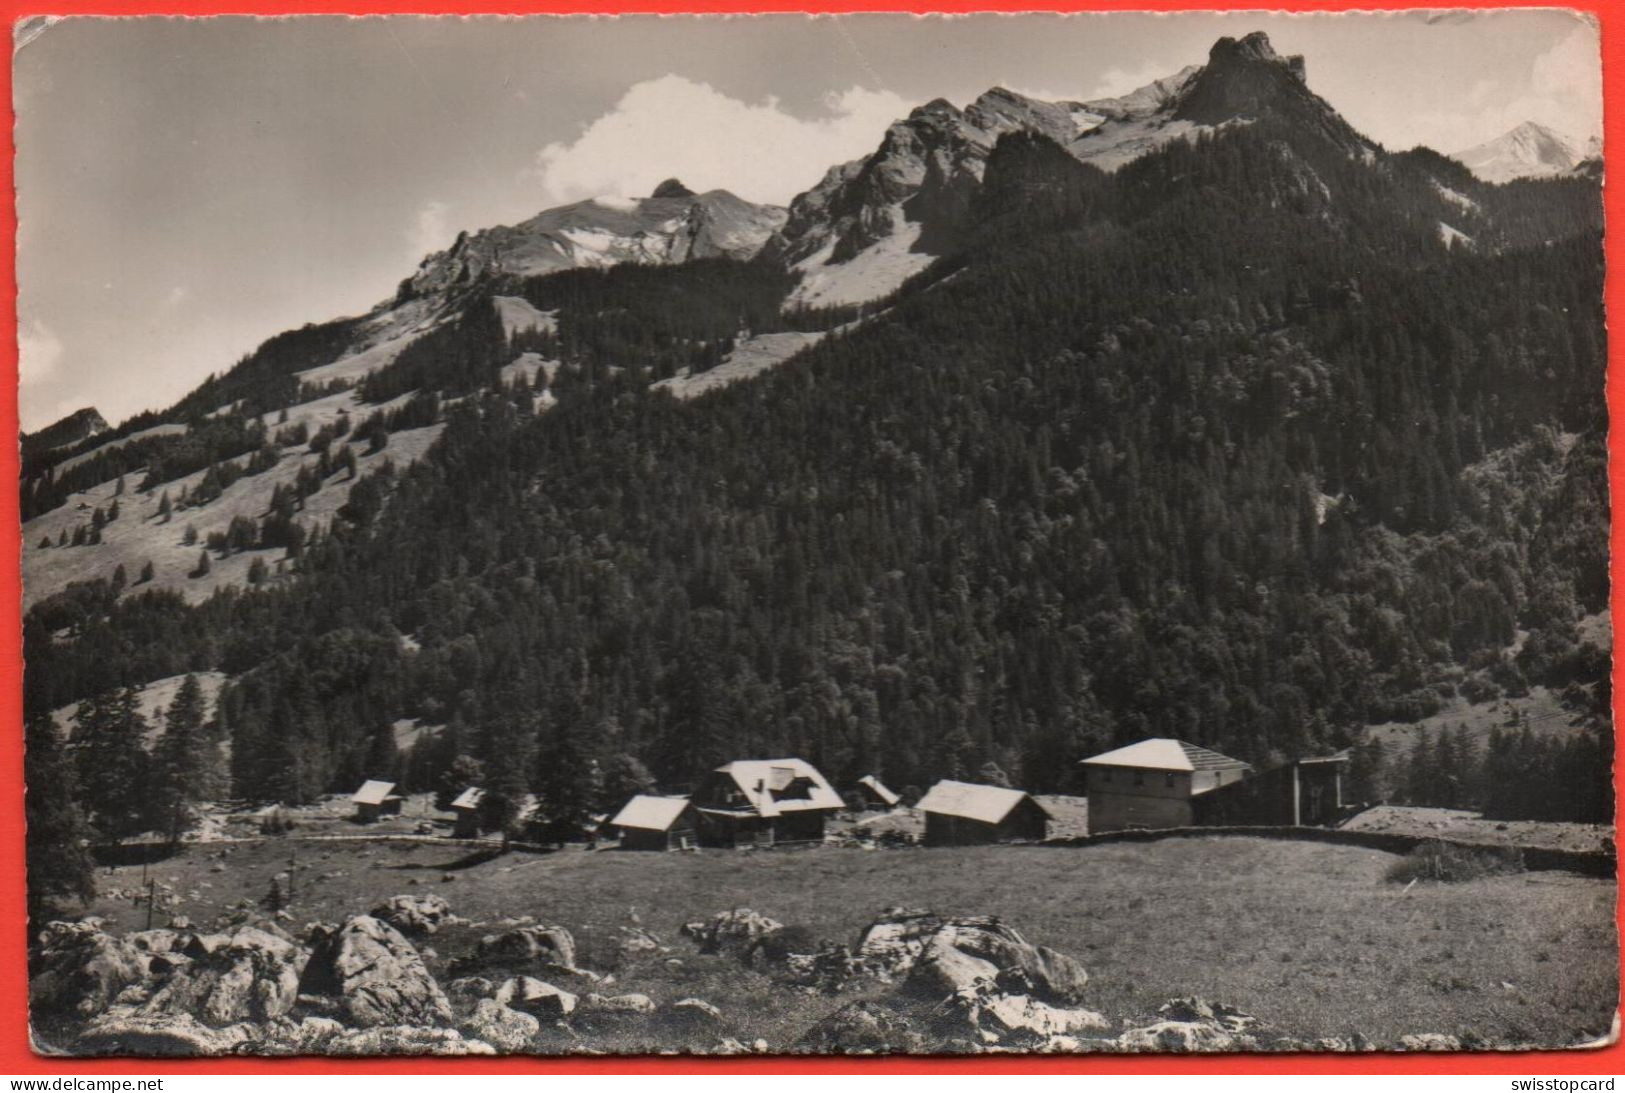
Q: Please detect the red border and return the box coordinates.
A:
[0,0,1621,1076]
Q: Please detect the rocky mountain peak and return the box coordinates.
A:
[651,178,695,199]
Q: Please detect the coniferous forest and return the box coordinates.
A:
[20,103,1611,899]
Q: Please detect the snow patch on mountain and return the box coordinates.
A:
[1432,180,1480,213]
[492,296,557,340]
[786,211,936,310]
[1438,222,1473,249]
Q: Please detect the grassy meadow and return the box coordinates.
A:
[77,834,1617,1051]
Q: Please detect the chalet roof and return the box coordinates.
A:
[1080,739,1252,773]
[858,774,901,807]
[713,759,844,817]
[352,779,399,806]
[610,795,692,832]
[450,786,485,811]
[916,780,1048,825]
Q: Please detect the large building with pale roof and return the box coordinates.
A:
[1080,738,1252,833]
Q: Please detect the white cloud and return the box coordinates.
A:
[531,76,912,206]
[1409,24,1601,154]
[19,316,62,386]
[408,199,451,257]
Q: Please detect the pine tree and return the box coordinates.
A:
[24,712,95,927]
[157,490,172,521]
[72,687,150,842]
[150,675,207,844]
[139,560,155,584]
[191,550,211,578]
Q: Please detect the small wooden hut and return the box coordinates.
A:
[916,780,1051,845]
[352,779,403,823]
[450,786,486,838]
[609,795,696,851]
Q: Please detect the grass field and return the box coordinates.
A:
[78,834,1618,1050]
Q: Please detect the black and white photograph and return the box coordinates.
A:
[15,10,1616,1057]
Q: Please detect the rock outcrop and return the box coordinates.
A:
[681,908,784,956]
[31,921,156,1021]
[370,894,463,936]
[298,916,453,1028]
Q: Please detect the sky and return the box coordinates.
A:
[14,10,1602,432]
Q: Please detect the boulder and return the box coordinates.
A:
[1115,1000,1262,1053]
[660,996,725,1038]
[617,926,668,955]
[463,998,540,1052]
[470,925,578,971]
[1116,1020,1254,1052]
[297,915,453,1028]
[320,1027,497,1055]
[1400,1033,1463,1051]
[906,920,1089,1006]
[371,894,462,936]
[681,908,783,955]
[494,976,576,1019]
[30,921,153,1020]
[582,992,656,1015]
[136,926,306,1026]
[976,993,1110,1038]
[73,1013,257,1056]
[854,908,952,977]
[445,977,496,1010]
[794,1000,928,1054]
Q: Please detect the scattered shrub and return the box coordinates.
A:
[1385,840,1525,885]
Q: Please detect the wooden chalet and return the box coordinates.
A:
[691,759,844,847]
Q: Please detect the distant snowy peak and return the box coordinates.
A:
[398,184,787,305]
[1454,122,1598,184]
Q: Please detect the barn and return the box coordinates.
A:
[850,774,901,812]
[609,795,696,851]
[691,759,844,848]
[450,786,485,838]
[352,779,403,823]
[1080,739,1252,833]
[916,780,1052,845]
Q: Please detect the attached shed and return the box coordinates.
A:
[1080,739,1252,834]
[692,758,845,847]
[352,779,403,823]
[850,774,902,812]
[450,786,486,838]
[1191,753,1350,827]
[610,795,696,851]
[916,780,1052,846]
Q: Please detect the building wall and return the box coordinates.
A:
[453,808,480,838]
[1087,790,1194,834]
[619,826,689,851]
[924,801,1048,845]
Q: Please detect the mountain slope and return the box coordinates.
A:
[21,33,1609,828]
[765,31,1380,310]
